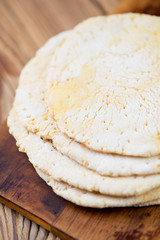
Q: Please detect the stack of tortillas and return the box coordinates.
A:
[8,13,160,208]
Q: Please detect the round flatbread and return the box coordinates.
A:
[8,23,160,207]
[47,13,160,157]
[13,30,160,177]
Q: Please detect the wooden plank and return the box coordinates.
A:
[0,203,58,240]
[1,122,160,240]
[110,0,160,15]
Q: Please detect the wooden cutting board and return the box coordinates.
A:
[1,122,160,240]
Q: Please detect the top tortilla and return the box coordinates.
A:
[47,13,160,157]
[13,30,160,177]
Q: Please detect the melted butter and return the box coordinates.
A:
[47,65,96,116]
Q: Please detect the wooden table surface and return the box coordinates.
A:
[0,0,160,239]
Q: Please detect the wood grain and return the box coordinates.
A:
[111,0,160,15]
[0,203,61,240]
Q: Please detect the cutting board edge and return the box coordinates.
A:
[0,195,74,240]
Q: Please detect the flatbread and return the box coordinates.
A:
[36,167,160,208]
[8,107,160,197]
[47,13,160,157]
[13,30,160,177]
[8,22,160,207]
[7,109,160,207]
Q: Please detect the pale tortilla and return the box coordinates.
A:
[13,30,160,177]
[8,22,160,207]
[47,13,160,157]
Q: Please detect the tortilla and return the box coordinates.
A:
[8,15,160,207]
[36,167,160,208]
[47,13,160,157]
[13,30,160,177]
